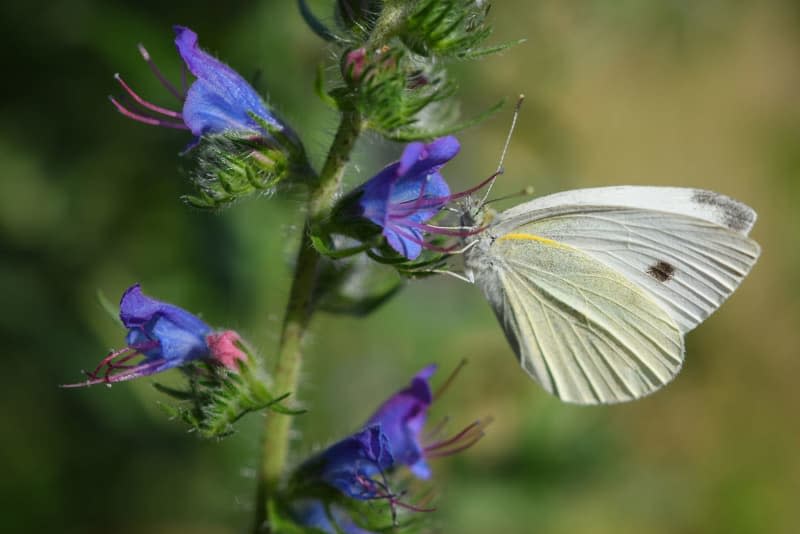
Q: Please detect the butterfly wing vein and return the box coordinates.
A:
[485,238,684,404]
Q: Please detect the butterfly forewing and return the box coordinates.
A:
[482,234,684,404]
[518,210,760,333]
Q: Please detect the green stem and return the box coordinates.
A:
[254,110,363,533]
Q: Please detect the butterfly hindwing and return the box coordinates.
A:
[477,233,684,404]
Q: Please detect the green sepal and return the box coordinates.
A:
[153,341,302,439]
[183,115,316,210]
[182,135,289,209]
[387,97,506,142]
[328,47,457,139]
[401,0,505,59]
[458,38,527,60]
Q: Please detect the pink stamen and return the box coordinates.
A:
[393,227,467,254]
[446,170,503,202]
[433,359,468,401]
[410,174,433,209]
[61,359,166,388]
[424,416,493,457]
[109,96,190,130]
[388,169,503,216]
[101,351,139,380]
[87,346,135,379]
[389,195,450,215]
[138,43,185,101]
[355,475,436,514]
[424,421,482,453]
[400,220,487,238]
[423,416,450,441]
[425,433,484,458]
[389,497,437,514]
[83,340,159,380]
[114,73,183,119]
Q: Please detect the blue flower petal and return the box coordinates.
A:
[359,164,398,227]
[120,284,211,365]
[120,284,211,337]
[365,365,436,479]
[174,26,280,137]
[149,315,210,363]
[313,425,394,500]
[397,142,426,175]
[403,135,460,179]
[383,226,423,260]
[356,137,458,260]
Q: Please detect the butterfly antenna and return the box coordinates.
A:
[483,185,535,206]
[479,94,525,207]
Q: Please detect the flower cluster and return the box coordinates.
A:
[78,3,512,530]
[286,365,490,532]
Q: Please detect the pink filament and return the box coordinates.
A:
[61,341,162,388]
[388,169,503,217]
[401,219,487,237]
[424,417,493,458]
[355,475,436,514]
[109,96,189,130]
[61,359,165,388]
[137,43,185,101]
[114,73,183,119]
[393,226,470,254]
[433,359,468,401]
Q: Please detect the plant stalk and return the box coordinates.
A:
[254,110,363,533]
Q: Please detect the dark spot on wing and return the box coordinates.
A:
[691,190,754,232]
[647,261,675,282]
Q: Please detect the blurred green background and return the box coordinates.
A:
[2,1,799,532]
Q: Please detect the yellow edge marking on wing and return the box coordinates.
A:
[498,232,565,248]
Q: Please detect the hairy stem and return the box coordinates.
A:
[254,110,363,533]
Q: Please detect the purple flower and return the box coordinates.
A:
[365,365,437,478]
[351,136,498,260]
[292,365,488,509]
[296,425,394,500]
[110,26,283,141]
[63,284,246,388]
[357,136,458,260]
[365,364,490,480]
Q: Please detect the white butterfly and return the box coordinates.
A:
[462,186,760,405]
